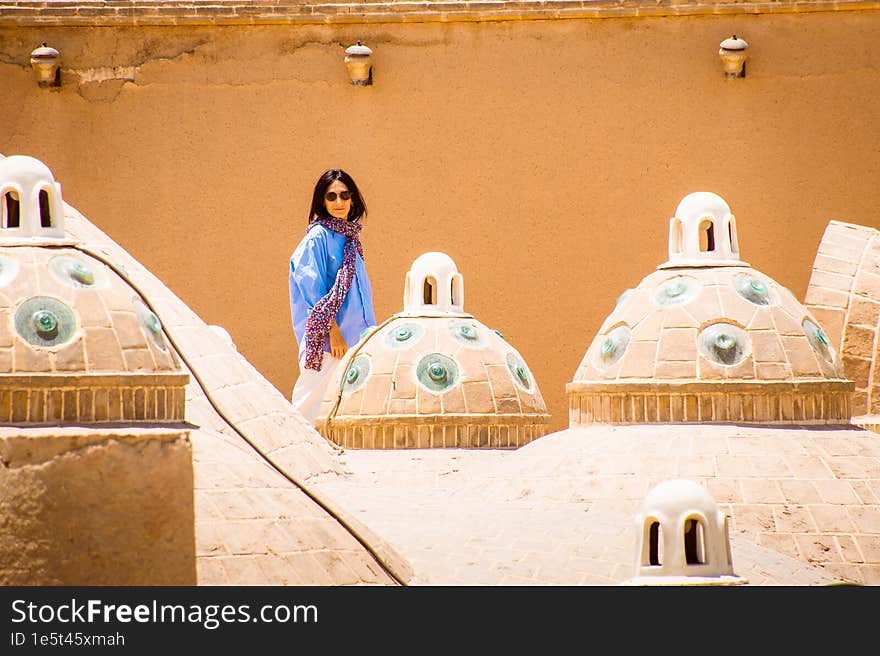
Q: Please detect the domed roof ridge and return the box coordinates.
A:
[568,192,853,426]
[318,252,551,448]
[0,155,189,424]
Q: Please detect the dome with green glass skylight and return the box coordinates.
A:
[0,154,188,424]
[316,252,551,448]
[568,192,853,426]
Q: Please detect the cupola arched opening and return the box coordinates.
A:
[0,156,67,239]
[699,219,715,252]
[2,189,20,229]
[684,515,707,565]
[450,273,463,308]
[625,479,747,585]
[643,518,663,566]
[38,188,52,228]
[423,275,437,305]
[671,219,683,254]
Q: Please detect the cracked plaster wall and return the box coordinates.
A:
[1,15,880,433]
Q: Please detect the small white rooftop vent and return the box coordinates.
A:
[623,479,747,586]
[659,191,748,269]
[402,251,465,315]
[0,155,68,242]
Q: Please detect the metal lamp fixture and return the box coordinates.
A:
[30,43,61,88]
[344,41,373,86]
[718,35,748,78]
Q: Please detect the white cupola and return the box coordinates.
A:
[623,479,747,586]
[659,191,747,269]
[402,251,465,315]
[0,155,67,241]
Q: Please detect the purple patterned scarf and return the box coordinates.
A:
[302,216,364,371]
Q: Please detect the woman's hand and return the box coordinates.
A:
[329,321,348,359]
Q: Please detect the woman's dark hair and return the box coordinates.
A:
[308,169,367,223]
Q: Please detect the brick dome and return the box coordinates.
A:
[804,220,880,431]
[568,192,853,425]
[317,252,551,448]
[0,155,188,423]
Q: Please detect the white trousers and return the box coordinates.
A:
[291,352,341,426]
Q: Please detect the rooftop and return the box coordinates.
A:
[3,0,878,27]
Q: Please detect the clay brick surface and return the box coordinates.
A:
[360,373,391,414]
[84,327,125,370]
[685,287,726,324]
[842,324,877,359]
[853,270,880,303]
[813,252,859,278]
[810,505,856,532]
[309,422,878,584]
[810,268,856,292]
[618,341,657,378]
[772,505,818,533]
[461,380,494,413]
[630,310,664,341]
[716,286,756,325]
[660,306,699,329]
[654,359,697,379]
[52,338,87,371]
[754,361,792,380]
[657,327,697,360]
[416,385,442,413]
[109,310,149,349]
[73,290,113,327]
[14,339,52,373]
[123,347,157,372]
[856,535,880,562]
[441,383,467,413]
[697,354,725,380]
[386,397,415,414]
[390,364,416,399]
[751,330,786,363]
[724,355,756,380]
[486,363,517,398]
[338,386,364,415]
[747,308,776,331]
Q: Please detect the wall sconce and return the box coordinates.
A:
[344,42,373,86]
[30,43,61,88]
[718,35,748,78]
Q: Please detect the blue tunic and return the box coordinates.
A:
[289,222,376,358]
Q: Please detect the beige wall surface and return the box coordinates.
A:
[2,12,879,433]
[0,429,195,585]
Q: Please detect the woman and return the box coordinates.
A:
[288,169,376,425]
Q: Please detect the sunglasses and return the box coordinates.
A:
[325,191,352,202]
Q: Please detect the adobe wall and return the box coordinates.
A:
[2,8,879,432]
[0,427,196,585]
